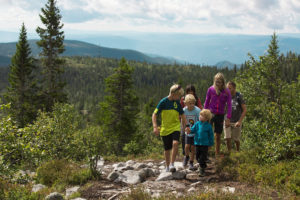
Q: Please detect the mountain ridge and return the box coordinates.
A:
[0,39,179,66]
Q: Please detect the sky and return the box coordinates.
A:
[0,0,300,36]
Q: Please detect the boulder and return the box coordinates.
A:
[122,170,142,184]
[45,192,64,200]
[66,186,80,198]
[32,184,46,193]
[172,170,186,180]
[107,171,120,181]
[155,172,173,181]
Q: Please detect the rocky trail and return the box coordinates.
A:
[67,157,283,200]
[33,155,288,200]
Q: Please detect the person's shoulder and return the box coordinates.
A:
[203,121,212,127]
[208,86,214,91]
[194,106,201,112]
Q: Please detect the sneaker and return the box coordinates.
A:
[199,168,205,177]
[165,166,170,172]
[183,156,190,167]
[170,165,176,173]
[188,162,194,170]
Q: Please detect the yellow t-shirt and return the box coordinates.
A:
[154,97,184,136]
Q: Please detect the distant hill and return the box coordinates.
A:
[0,55,11,67]
[0,40,179,67]
[215,61,239,69]
[65,33,300,65]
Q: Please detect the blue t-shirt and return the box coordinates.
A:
[183,106,201,137]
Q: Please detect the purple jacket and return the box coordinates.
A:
[204,86,232,119]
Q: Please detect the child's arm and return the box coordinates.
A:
[181,114,190,133]
[152,113,160,136]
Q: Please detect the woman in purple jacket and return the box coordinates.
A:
[204,73,232,156]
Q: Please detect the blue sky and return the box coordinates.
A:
[0,0,300,35]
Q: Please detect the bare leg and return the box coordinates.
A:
[171,141,179,163]
[164,149,171,167]
[190,145,195,162]
[185,144,190,158]
[226,138,232,152]
[215,133,221,155]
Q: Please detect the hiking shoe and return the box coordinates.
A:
[170,165,176,173]
[199,168,205,177]
[183,156,189,167]
[188,162,195,170]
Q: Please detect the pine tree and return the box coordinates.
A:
[99,58,139,155]
[5,23,38,127]
[36,0,66,111]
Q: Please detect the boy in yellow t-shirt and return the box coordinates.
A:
[152,84,188,172]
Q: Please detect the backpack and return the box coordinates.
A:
[236,92,243,110]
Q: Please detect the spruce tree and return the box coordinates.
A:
[5,23,38,127]
[99,58,139,155]
[36,0,66,111]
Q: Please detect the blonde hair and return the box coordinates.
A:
[213,72,226,95]
[200,109,212,121]
[169,84,184,96]
[184,94,196,104]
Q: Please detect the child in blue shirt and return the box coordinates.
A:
[188,109,214,176]
[182,94,201,170]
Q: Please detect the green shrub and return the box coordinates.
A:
[36,159,77,186]
[0,178,48,200]
[36,159,94,190]
[68,168,92,185]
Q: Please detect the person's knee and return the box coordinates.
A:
[173,140,179,146]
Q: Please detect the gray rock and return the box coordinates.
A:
[107,171,120,181]
[145,168,155,177]
[159,161,165,166]
[172,170,186,180]
[45,192,64,200]
[222,186,235,193]
[156,172,173,181]
[66,186,80,198]
[32,184,46,192]
[159,166,165,170]
[138,169,147,181]
[113,173,127,183]
[134,163,148,169]
[191,181,202,187]
[125,160,136,166]
[147,162,154,168]
[113,162,125,168]
[188,187,196,192]
[114,165,134,172]
[122,170,142,184]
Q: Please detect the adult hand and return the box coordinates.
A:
[235,121,242,127]
[153,127,160,136]
[225,119,230,127]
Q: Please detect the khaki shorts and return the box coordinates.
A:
[224,123,241,141]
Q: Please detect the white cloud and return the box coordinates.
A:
[0,0,299,35]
